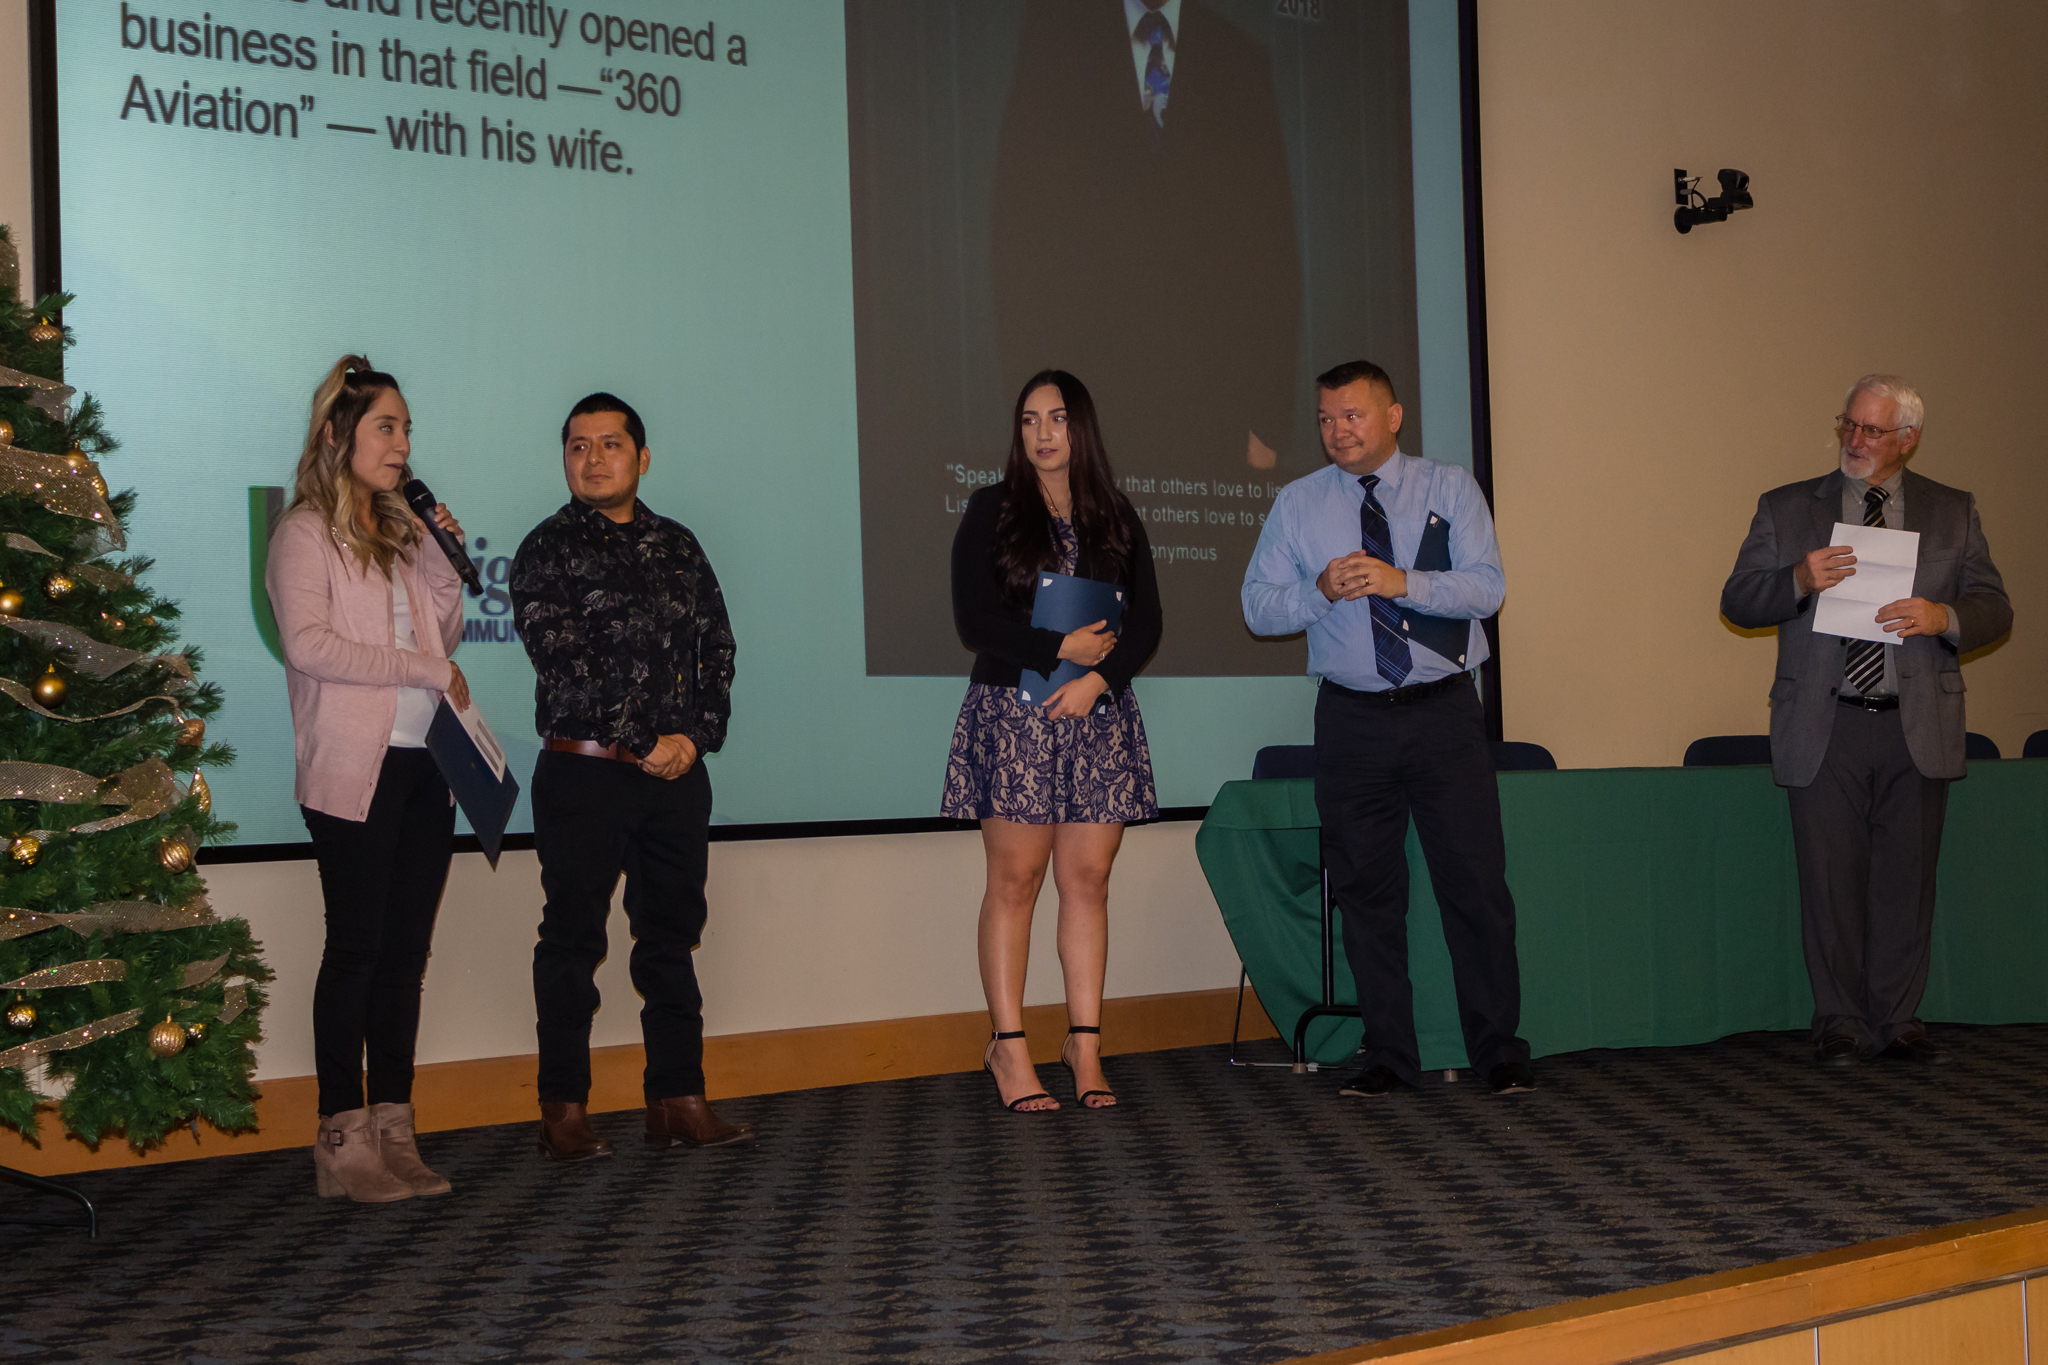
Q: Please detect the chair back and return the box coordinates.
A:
[1251,745,1315,781]
[1965,732,2002,761]
[1493,741,1557,771]
[1683,735,1772,767]
[2025,731,2048,760]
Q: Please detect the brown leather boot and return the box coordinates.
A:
[370,1102,452,1195]
[538,1101,614,1162]
[645,1095,757,1149]
[313,1108,415,1202]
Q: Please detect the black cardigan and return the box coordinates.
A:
[950,484,1162,692]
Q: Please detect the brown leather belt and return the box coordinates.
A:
[543,737,640,763]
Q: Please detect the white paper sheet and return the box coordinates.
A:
[1812,521,1919,644]
[451,700,509,783]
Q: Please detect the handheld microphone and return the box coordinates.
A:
[403,478,484,596]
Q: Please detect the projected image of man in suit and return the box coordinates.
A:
[991,0,1300,674]
[1721,375,2011,1067]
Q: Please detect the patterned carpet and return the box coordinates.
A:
[8,1026,2048,1363]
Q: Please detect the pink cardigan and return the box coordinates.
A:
[265,505,465,821]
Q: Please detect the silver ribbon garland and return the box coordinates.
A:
[0,363,75,419]
[0,959,126,989]
[5,755,187,842]
[0,677,185,724]
[0,895,215,943]
[0,619,189,683]
[2,532,132,591]
[0,444,122,548]
[0,1008,143,1069]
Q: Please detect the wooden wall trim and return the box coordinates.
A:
[1287,1206,2048,1365]
[0,984,1276,1178]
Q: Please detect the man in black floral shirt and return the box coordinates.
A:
[511,392,754,1160]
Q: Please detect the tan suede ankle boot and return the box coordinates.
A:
[370,1101,451,1196]
[313,1108,415,1202]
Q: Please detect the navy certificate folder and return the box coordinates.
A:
[1018,572,1125,709]
[1397,511,1472,667]
[426,700,521,868]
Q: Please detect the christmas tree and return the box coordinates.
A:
[0,223,269,1151]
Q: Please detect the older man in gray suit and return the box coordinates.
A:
[1722,375,2010,1068]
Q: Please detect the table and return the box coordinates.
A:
[1195,762,2048,1068]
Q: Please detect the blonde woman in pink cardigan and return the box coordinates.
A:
[265,356,470,1202]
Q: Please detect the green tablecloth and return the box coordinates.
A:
[1195,762,2048,1067]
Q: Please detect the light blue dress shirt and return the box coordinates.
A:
[1240,453,1505,692]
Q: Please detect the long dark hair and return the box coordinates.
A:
[992,370,1132,602]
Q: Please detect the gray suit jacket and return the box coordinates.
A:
[1720,468,2011,787]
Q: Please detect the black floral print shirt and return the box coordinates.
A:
[510,498,735,760]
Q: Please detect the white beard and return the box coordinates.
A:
[1839,449,1879,482]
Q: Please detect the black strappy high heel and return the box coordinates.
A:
[984,1030,1057,1113]
[1059,1025,1118,1108]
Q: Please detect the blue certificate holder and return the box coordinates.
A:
[426,700,521,868]
[1019,572,1125,712]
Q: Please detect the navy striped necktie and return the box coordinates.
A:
[1359,475,1413,686]
[1843,487,1889,694]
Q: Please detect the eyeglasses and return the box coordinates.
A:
[1835,415,1913,443]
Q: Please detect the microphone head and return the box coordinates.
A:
[402,478,437,515]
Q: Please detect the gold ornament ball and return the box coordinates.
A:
[175,717,206,746]
[30,668,65,707]
[42,571,75,600]
[0,588,22,617]
[28,317,61,345]
[148,1016,186,1058]
[158,837,195,874]
[189,770,212,814]
[110,617,126,633]
[0,417,13,445]
[4,999,34,1032]
[62,448,88,470]
[183,1020,208,1046]
[91,472,109,499]
[9,835,40,867]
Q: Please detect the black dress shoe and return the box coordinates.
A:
[1815,1035,1860,1067]
[1488,1061,1537,1094]
[1337,1065,1410,1097]
[1879,1033,1950,1065]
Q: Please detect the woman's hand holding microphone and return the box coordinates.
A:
[415,501,473,711]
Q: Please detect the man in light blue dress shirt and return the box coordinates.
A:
[1242,360,1533,1097]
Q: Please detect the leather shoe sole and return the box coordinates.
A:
[1815,1035,1859,1067]
[1337,1065,1412,1097]
[1488,1062,1537,1094]
[1879,1035,1950,1065]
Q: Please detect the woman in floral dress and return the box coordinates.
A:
[944,369,1161,1111]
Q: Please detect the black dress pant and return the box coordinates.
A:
[532,751,713,1104]
[1786,705,1949,1052]
[301,747,456,1118]
[1313,675,1529,1084]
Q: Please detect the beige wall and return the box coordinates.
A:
[210,822,1242,1082]
[1480,0,2048,767]
[0,0,33,291]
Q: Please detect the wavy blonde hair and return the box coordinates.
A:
[290,355,421,575]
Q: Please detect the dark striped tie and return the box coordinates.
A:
[1843,487,1888,695]
[1358,475,1413,687]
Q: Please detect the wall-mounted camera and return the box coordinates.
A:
[1674,169,1753,234]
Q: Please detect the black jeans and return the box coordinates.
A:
[1313,674,1530,1083]
[531,751,713,1104]
[301,747,455,1117]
